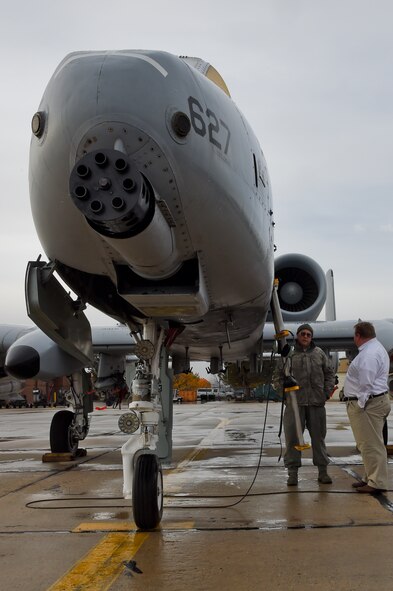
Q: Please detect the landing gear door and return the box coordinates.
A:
[25,260,93,366]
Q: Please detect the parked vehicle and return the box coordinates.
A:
[254,384,281,402]
[197,388,216,402]
[197,387,234,402]
[233,389,245,401]
[0,394,28,408]
[217,389,235,401]
[32,388,48,408]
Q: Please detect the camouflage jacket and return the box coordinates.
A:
[274,341,335,406]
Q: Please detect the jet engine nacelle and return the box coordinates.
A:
[5,330,84,381]
[271,254,327,322]
[0,378,24,396]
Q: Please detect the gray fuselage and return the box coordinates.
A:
[29,50,274,361]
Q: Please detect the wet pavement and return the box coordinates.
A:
[1,401,393,590]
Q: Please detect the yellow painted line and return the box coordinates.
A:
[72,522,136,533]
[73,520,195,533]
[172,445,203,471]
[47,531,148,591]
[159,520,195,529]
[168,418,230,474]
[51,415,226,588]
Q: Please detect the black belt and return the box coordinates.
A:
[343,392,388,402]
[368,392,388,399]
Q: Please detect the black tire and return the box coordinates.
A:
[132,454,163,530]
[49,410,79,454]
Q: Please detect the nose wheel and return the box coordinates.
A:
[132,454,163,530]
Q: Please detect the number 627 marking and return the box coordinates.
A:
[188,96,231,155]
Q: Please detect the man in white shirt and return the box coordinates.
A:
[344,321,391,494]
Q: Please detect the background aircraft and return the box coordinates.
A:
[4,50,392,529]
[0,377,26,407]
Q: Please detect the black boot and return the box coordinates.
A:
[287,469,298,486]
[318,466,332,484]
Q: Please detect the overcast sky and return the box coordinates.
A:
[1,0,393,333]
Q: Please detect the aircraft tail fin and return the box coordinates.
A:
[325,269,336,321]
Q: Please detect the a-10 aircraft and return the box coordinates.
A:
[3,50,393,529]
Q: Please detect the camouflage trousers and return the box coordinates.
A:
[283,404,329,469]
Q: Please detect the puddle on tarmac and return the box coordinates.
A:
[226,430,258,444]
[92,511,131,521]
[92,512,115,520]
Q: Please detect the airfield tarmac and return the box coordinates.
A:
[1,401,393,591]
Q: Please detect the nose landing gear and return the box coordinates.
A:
[120,320,170,530]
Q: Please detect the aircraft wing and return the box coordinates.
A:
[3,318,393,382]
[263,318,393,359]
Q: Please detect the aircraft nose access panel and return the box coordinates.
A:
[25,260,92,365]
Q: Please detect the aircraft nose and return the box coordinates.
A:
[5,345,40,379]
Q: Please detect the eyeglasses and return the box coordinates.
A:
[299,331,312,337]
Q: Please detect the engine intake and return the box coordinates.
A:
[272,254,327,322]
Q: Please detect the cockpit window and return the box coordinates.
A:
[179,56,231,97]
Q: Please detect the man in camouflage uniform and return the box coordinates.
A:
[283,323,335,486]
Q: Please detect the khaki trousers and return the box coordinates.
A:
[347,394,391,489]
